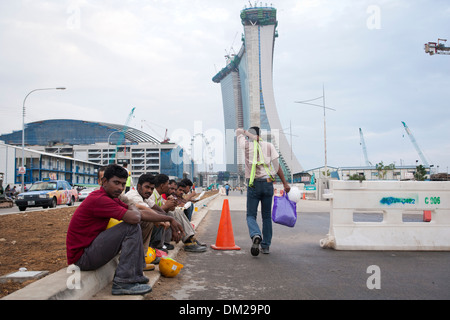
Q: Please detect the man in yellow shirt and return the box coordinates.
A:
[123,162,133,193]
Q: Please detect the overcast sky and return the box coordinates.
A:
[0,0,449,173]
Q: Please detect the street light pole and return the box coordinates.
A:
[295,85,336,198]
[21,87,66,192]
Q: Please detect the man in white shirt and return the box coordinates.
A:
[236,127,290,256]
[152,174,206,253]
[122,173,184,250]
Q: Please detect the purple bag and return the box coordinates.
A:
[272,192,297,227]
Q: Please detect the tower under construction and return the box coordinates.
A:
[213,5,303,179]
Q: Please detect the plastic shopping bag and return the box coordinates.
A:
[272,192,297,227]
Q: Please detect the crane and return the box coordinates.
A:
[424,38,450,56]
[141,120,169,143]
[359,128,372,166]
[401,121,430,167]
[110,107,136,164]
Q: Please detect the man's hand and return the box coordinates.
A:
[162,198,177,212]
[169,218,185,243]
[283,182,291,194]
[155,221,170,229]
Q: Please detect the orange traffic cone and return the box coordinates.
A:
[211,199,241,251]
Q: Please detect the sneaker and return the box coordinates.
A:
[138,276,150,284]
[251,235,261,256]
[184,241,207,252]
[143,264,155,271]
[191,237,207,247]
[111,282,152,295]
[164,242,174,250]
[261,247,270,254]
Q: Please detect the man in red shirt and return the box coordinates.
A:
[67,164,178,295]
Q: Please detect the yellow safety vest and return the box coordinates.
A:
[248,140,275,187]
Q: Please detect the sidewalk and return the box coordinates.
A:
[2,194,219,300]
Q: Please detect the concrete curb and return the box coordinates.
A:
[2,194,219,300]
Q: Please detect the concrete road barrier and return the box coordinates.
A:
[320,181,450,250]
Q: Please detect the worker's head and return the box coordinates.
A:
[101,164,128,198]
[97,166,106,185]
[176,182,187,198]
[248,126,261,141]
[180,178,193,193]
[137,173,155,199]
[248,127,260,136]
[167,179,177,196]
[154,174,170,193]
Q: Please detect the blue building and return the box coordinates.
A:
[0,119,190,185]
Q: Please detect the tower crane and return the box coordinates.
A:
[110,107,136,164]
[401,121,430,167]
[359,128,372,166]
[424,38,450,55]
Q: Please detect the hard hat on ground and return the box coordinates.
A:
[159,256,183,278]
[145,247,156,264]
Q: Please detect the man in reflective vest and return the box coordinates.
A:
[123,162,133,193]
[236,127,291,256]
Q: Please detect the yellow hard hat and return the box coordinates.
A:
[145,247,156,264]
[106,218,122,229]
[159,257,183,278]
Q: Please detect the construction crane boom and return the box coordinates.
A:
[110,107,136,163]
[401,121,429,167]
[359,128,372,166]
[424,38,450,55]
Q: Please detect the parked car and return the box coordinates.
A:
[15,179,79,211]
[78,187,97,201]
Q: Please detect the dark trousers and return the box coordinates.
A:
[75,222,147,284]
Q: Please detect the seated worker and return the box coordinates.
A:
[122,173,184,255]
[66,164,183,296]
[151,174,206,253]
[98,167,165,268]
[148,177,178,251]
[161,179,177,200]
[160,179,179,250]
[174,181,188,206]
[173,181,193,220]
[179,178,197,221]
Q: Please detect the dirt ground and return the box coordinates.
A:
[0,206,76,298]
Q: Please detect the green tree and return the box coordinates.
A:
[375,161,396,180]
[349,173,366,181]
[414,165,427,181]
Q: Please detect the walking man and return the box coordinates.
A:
[236,127,291,256]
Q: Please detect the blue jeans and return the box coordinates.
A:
[246,179,274,249]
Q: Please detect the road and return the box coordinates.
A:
[0,201,80,216]
[148,191,450,301]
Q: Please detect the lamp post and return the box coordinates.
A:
[21,87,66,192]
[295,85,336,198]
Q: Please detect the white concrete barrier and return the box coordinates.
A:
[320,181,450,250]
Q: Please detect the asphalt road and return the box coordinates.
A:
[0,201,80,216]
[151,192,450,301]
